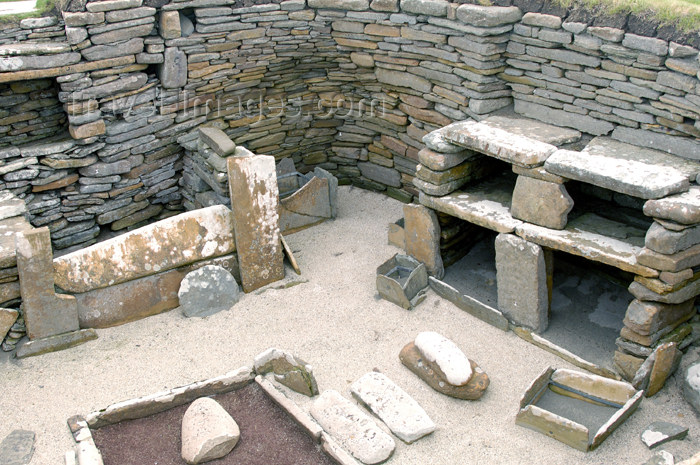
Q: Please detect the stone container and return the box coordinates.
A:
[516,367,643,452]
[376,254,428,310]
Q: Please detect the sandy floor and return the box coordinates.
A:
[1,186,698,465]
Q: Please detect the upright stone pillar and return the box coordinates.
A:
[495,233,550,333]
[403,204,444,279]
[227,154,284,293]
[16,227,79,340]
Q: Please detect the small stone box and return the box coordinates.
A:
[516,367,643,452]
[376,254,428,310]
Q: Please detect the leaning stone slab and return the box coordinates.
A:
[683,360,700,413]
[227,155,284,293]
[310,390,395,465]
[545,149,689,200]
[54,205,235,293]
[403,204,443,279]
[0,307,18,341]
[646,342,682,397]
[511,176,573,229]
[181,397,239,464]
[641,421,689,449]
[17,228,80,340]
[350,372,435,444]
[443,120,557,168]
[179,265,240,318]
[0,430,35,465]
[419,178,523,234]
[15,329,97,359]
[495,234,549,333]
[644,186,700,225]
[254,348,319,397]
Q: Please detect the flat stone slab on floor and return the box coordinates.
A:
[350,372,435,444]
[442,120,558,168]
[641,422,689,449]
[310,390,395,465]
[0,430,35,465]
[545,138,699,199]
[516,213,658,278]
[480,113,582,146]
[419,177,523,234]
[15,329,97,359]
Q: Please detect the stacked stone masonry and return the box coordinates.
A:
[413,115,700,385]
[0,0,699,363]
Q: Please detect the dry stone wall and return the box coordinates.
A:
[0,0,698,256]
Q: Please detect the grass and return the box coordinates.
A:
[553,0,700,32]
[0,0,56,23]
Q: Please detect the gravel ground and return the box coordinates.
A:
[0,185,698,465]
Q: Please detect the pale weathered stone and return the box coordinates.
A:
[624,299,696,336]
[419,178,523,234]
[511,176,573,230]
[17,228,79,340]
[86,0,142,13]
[637,245,700,273]
[401,0,449,17]
[444,120,557,168]
[227,155,284,293]
[179,265,240,318]
[0,307,18,341]
[647,342,682,397]
[350,371,435,443]
[308,0,369,10]
[400,340,489,400]
[254,347,319,397]
[310,390,395,465]
[199,127,235,157]
[423,126,465,154]
[404,204,443,279]
[481,114,582,146]
[495,233,549,333]
[0,430,35,465]
[159,47,187,89]
[418,148,475,172]
[15,329,97,359]
[54,206,236,293]
[545,149,690,200]
[456,4,522,27]
[644,186,700,225]
[159,10,181,39]
[181,397,240,464]
[641,421,689,449]
[645,221,700,255]
[684,360,700,413]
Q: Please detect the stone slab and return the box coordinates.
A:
[516,213,658,278]
[15,329,97,359]
[310,390,395,465]
[644,186,700,224]
[54,205,236,293]
[428,276,509,330]
[612,126,700,161]
[17,227,79,340]
[684,360,700,414]
[545,148,689,200]
[481,114,582,146]
[641,421,689,449]
[0,430,35,465]
[645,221,700,255]
[181,397,240,464]
[495,234,549,333]
[227,155,284,293]
[350,371,435,444]
[419,177,523,234]
[254,347,319,397]
[443,120,558,168]
[404,204,443,279]
[0,307,18,341]
[511,176,573,230]
[279,176,332,234]
[254,376,323,441]
[624,299,696,336]
[647,342,682,397]
[637,244,700,273]
[179,265,240,318]
[628,279,700,304]
[199,126,235,157]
